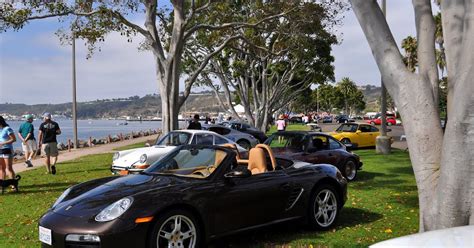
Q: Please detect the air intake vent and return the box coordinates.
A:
[286,188,304,210]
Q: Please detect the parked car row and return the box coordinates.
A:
[39,121,391,248]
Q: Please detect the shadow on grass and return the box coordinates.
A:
[356,171,388,181]
[209,207,382,247]
[19,182,78,189]
[60,167,109,175]
[387,166,414,175]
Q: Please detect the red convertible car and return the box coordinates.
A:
[366,117,396,126]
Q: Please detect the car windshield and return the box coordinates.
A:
[155,132,192,146]
[336,124,358,132]
[146,147,227,179]
[266,134,305,151]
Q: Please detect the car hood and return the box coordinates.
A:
[113,146,176,168]
[329,132,343,137]
[53,174,179,218]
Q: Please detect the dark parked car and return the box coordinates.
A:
[39,145,347,247]
[289,116,303,124]
[265,131,362,181]
[225,121,268,143]
[335,115,355,124]
[322,116,333,123]
[202,124,259,150]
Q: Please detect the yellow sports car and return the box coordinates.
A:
[329,123,382,148]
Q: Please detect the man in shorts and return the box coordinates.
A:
[18,114,37,167]
[38,113,61,174]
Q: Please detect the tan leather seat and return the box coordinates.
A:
[248,147,267,175]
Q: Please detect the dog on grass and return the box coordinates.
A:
[0,175,21,194]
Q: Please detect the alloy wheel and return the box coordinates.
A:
[344,160,357,181]
[157,215,196,248]
[313,189,338,227]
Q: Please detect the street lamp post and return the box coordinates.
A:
[376,0,391,154]
[72,30,78,149]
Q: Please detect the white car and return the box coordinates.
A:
[111,130,247,174]
[370,225,474,248]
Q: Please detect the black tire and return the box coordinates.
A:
[308,185,340,230]
[148,209,202,248]
[237,140,251,150]
[342,159,357,181]
[341,138,351,145]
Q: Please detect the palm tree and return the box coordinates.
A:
[434,13,446,76]
[401,36,418,72]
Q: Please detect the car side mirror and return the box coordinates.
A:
[356,130,361,134]
[224,168,252,179]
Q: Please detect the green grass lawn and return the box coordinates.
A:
[0,148,418,247]
[267,123,310,135]
[112,141,148,151]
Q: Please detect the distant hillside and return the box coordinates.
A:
[0,93,226,119]
[1,85,384,118]
[358,85,382,111]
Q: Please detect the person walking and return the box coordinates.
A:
[276,115,286,131]
[0,116,17,181]
[187,114,202,130]
[18,114,37,167]
[38,113,61,175]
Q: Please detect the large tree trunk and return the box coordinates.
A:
[350,0,473,232]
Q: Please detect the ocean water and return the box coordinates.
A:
[5,120,186,151]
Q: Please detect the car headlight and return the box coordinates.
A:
[113,152,120,161]
[52,187,72,209]
[139,154,147,164]
[95,197,133,222]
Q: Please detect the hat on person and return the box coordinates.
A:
[24,114,34,120]
[43,112,51,119]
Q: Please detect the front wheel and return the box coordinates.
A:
[149,210,201,248]
[343,160,357,181]
[308,185,340,230]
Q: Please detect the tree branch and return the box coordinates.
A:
[179,35,241,107]
[350,0,414,100]
[413,0,439,105]
[183,9,294,40]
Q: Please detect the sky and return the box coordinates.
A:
[0,1,423,105]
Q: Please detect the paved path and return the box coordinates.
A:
[13,134,159,174]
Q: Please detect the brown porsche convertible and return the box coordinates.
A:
[39,144,347,247]
[265,131,363,181]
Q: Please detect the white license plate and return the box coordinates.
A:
[39,226,52,245]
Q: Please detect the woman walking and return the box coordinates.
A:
[0,116,17,181]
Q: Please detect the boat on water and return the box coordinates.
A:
[117,122,128,126]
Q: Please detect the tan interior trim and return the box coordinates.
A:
[220,143,241,159]
[237,159,249,164]
[255,144,277,169]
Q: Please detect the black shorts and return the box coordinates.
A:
[0,148,12,155]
